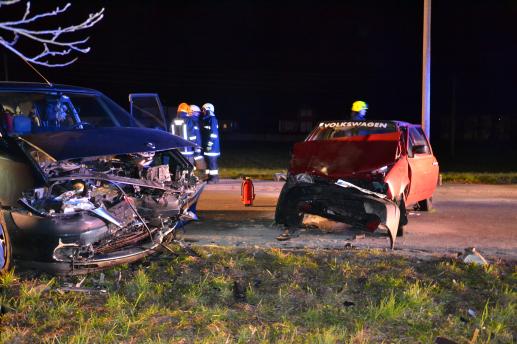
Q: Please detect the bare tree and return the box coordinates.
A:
[0,0,104,67]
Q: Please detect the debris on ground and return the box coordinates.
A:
[31,283,52,295]
[435,337,458,344]
[75,276,86,288]
[253,278,261,287]
[469,329,480,344]
[343,300,355,307]
[354,233,366,240]
[175,240,202,257]
[57,286,107,294]
[467,308,477,317]
[459,247,489,266]
[115,271,122,291]
[233,280,246,302]
[54,275,108,295]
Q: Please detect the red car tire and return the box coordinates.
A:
[417,197,433,211]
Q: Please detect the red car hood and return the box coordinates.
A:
[289,132,401,178]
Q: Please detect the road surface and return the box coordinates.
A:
[182,180,517,259]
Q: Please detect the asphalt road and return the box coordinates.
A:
[182,180,517,260]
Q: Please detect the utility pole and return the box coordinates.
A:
[422,0,431,139]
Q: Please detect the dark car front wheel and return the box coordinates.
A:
[0,212,12,274]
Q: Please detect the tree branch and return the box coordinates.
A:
[0,1,104,67]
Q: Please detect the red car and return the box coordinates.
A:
[275,120,439,248]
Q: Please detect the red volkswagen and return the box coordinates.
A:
[275,120,439,248]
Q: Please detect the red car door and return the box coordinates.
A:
[405,126,439,205]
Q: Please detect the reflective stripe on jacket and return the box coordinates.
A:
[201,113,220,155]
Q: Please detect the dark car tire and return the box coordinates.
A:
[0,212,12,274]
[397,197,407,237]
[417,197,433,211]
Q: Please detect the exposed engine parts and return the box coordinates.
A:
[16,148,202,267]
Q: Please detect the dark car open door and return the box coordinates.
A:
[128,93,168,131]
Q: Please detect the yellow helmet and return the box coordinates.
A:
[351,100,368,112]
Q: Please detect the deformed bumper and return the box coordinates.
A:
[15,228,172,275]
[9,182,205,275]
[275,175,400,248]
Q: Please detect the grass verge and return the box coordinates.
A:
[1,247,515,343]
[441,172,517,184]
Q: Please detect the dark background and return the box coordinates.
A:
[2,0,517,168]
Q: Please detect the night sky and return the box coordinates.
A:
[3,0,517,132]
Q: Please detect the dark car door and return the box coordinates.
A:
[406,126,439,205]
[0,135,38,207]
[128,93,168,131]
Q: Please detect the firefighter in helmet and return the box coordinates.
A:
[171,102,195,163]
[188,105,205,169]
[201,103,220,184]
[350,100,368,120]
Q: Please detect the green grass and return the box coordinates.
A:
[220,167,287,180]
[218,141,289,180]
[441,172,517,184]
[1,247,515,343]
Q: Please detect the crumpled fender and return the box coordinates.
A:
[385,157,410,200]
[275,174,400,248]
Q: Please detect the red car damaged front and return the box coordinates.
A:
[275,120,415,248]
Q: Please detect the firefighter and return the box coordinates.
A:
[171,103,195,163]
[350,100,368,120]
[201,103,220,184]
[188,105,206,169]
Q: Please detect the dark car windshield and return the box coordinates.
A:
[308,121,397,140]
[0,90,132,136]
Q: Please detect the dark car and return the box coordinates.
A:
[0,82,204,275]
[275,120,439,248]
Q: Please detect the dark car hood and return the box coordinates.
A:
[20,127,195,161]
[289,132,401,178]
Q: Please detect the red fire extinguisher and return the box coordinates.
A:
[241,177,255,206]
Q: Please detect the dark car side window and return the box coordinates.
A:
[408,127,431,157]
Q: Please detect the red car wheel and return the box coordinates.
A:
[417,197,433,211]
